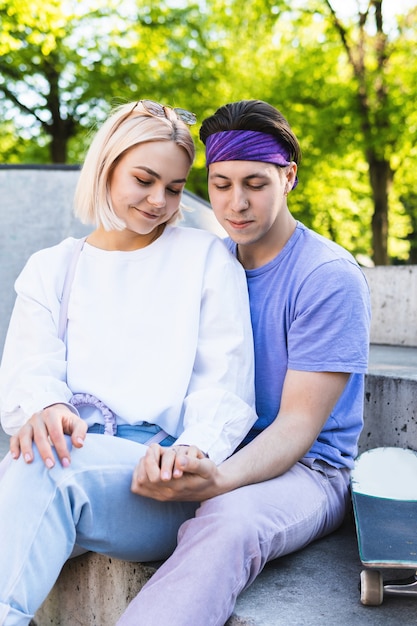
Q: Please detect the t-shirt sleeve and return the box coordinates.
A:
[287,259,370,373]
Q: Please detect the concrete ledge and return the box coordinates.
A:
[360,345,417,452]
[34,554,158,625]
[33,515,417,626]
[228,512,417,625]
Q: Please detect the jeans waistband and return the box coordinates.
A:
[71,393,175,447]
[87,422,176,447]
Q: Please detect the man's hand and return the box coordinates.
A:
[10,403,87,469]
[131,443,221,501]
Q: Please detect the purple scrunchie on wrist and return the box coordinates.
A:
[205,130,298,189]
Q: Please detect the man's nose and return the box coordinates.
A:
[231,189,248,212]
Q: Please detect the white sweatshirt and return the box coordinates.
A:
[0,226,257,464]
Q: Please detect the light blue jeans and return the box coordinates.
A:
[0,429,198,626]
[117,458,350,626]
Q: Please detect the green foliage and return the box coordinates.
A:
[0,0,416,262]
[0,119,50,163]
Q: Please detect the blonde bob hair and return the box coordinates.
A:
[74,101,195,230]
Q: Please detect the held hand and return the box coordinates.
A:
[131,443,219,501]
[9,403,87,469]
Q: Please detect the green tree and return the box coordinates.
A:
[0,0,218,164]
[193,0,376,257]
[324,0,417,264]
[0,0,119,162]
[189,0,417,264]
[1,0,416,264]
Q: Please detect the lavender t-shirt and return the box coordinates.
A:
[226,222,371,469]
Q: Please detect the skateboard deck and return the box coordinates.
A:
[351,446,417,605]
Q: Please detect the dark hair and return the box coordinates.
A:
[199,100,301,164]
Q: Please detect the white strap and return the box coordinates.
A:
[56,237,172,444]
[58,237,87,343]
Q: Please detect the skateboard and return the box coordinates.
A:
[351,446,417,606]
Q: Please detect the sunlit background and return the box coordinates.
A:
[0,0,416,264]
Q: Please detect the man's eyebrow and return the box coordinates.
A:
[133,166,186,184]
[209,172,230,180]
[209,172,269,180]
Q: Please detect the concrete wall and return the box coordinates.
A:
[361,373,417,452]
[0,167,86,355]
[363,265,417,347]
[0,166,224,356]
[360,265,417,450]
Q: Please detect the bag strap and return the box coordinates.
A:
[57,236,172,445]
[58,237,87,343]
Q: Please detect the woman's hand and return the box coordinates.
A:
[144,444,207,481]
[131,443,221,501]
[10,403,87,469]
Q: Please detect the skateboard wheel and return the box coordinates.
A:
[360,569,383,605]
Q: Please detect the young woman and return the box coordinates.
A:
[0,100,256,625]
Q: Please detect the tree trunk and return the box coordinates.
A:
[368,152,392,265]
[401,192,417,264]
[50,134,68,163]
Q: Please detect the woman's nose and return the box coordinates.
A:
[148,188,166,207]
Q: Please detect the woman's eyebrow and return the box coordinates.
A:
[133,166,186,184]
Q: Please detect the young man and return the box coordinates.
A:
[119,99,371,626]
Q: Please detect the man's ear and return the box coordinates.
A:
[286,162,298,191]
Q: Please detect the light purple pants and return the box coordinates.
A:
[118,458,350,626]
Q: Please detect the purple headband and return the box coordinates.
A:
[205,130,298,188]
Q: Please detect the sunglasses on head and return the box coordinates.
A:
[139,99,197,126]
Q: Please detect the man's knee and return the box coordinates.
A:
[180,490,262,549]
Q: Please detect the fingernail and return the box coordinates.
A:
[24,453,31,463]
[76,437,84,446]
[62,457,70,468]
[45,458,54,469]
